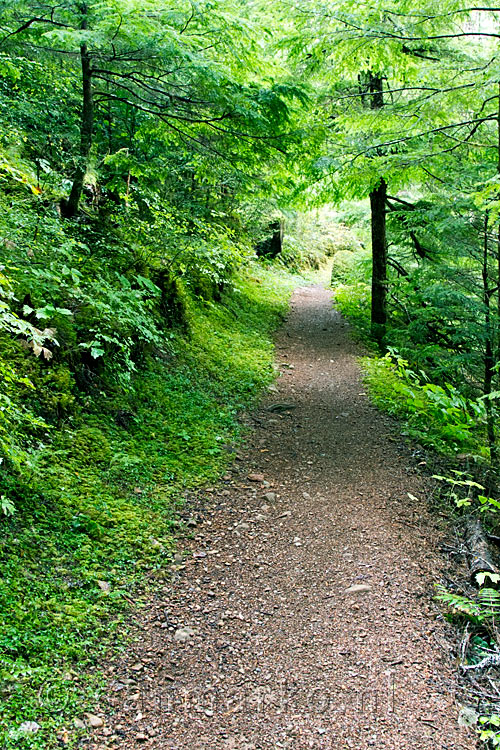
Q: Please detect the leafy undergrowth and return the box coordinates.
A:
[333,282,373,347]
[360,352,487,459]
[0,262,300,749]
[333,279,488,461]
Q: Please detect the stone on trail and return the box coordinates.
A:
[458,707,478,728]
[266,402,296,412]
[248,473,265,482]
[345,584,371,594]
[236,522,250,531]
[174,626,196,643]
[85,713,104,728]
[263,492,276,502]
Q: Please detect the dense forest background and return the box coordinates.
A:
[2,1,500,747]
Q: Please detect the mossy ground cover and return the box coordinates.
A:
[0,262,300,749]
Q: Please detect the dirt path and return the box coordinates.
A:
[100,284,474,750]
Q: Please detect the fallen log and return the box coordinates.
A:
[465,517,499,584]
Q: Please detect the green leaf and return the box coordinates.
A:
[0,494,16,516]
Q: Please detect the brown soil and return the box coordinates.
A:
[96,283,475,750]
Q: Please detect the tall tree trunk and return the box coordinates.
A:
[483,212,497,486]
[370,177,387,345]
[497,83,500,382]
[366,73,387,346]
[368,71,384,110]
[61,6,93,218]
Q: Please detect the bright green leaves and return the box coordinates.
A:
[2,0,303,222]
[360,352,488,456]
[281,0,500,205]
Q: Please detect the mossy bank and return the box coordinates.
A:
[0,263,300,750]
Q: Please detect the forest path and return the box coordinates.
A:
[103,282,473,750]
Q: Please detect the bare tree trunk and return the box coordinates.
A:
[497,221,500,382]
[497,83,500,381]
[483,212,497,484]
[366,73,387,347]
[368,71,384,109]
[255,220,284,259]
[61,5,93,218]
[370,177,387,345]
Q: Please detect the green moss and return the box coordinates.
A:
[66,427,111,466]
[37,366,76,419]
[0,261,299,749]
[154,270,190,331]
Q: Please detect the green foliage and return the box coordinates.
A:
[431,472,487,510]
[328,203,373,341]
[334,283,372,342]
[0,342,46,470]
[436,585,500,625]
[436,579,500,745]
[479,715,500,747]
[431,471,500,518]
[280,208,349,270]
[0,261,298,749]
[360,351,487,457]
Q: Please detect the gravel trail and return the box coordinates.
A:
[99,284,473,750]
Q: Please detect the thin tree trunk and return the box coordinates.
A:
[497,83,500,382]
[106,82,113,152]
[62,5,93,218]
[370,177,387,345]
[368,71,384,109]
[366,72,387,347]
[483,212,497,482]
[497,222,500,383]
